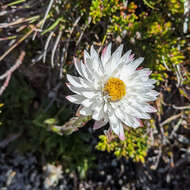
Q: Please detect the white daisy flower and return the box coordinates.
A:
[66,43,159,140]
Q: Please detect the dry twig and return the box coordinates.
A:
[160,112,182,127]
[0,24,37,62]
[51,30,62,68]
[172,105,190,110]
[0,51,26,96]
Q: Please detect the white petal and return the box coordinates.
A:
[104,103,108,113]
[120,50,132,64]
[90,45,99,60]
[81,98,94,107]
[111,44,123,65]
[129,57,144,71]
[130,101,157,113]
[105,44,123,74]
[80,60,93,81]
[66,83,96,98]
[140,68,152,76]
[130,117,142,128]
[145,105,157,112]
[127,86,154,94]
[66,83,82,94]
[74,58,83,76]
[126,104,151,119]
[85,58,93,74]
[116,110,141,128]
[110,45,125,74]
[120,64,135,78]
[118,122,125,141]
[65,94,85,104]
[67,74,82,87]
[77,76,93,88]
[147,79,157,85]
[93,119,108,130]
[81,91,97,98]
[90,46,104,75]
[112,44,123,60]
[113,105,142,128]
[84,50,90,64]
[147,90,159,97]
[101,43,112,67]
[114,108,132,126]
[92,103,104,120]
[108,113,125,139]
[80,107,92,116]
[109,113,119,132]
[85,58,100,79]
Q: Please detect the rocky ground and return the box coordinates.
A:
[0,147,190,190]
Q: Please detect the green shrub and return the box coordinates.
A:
[96,126,149,163]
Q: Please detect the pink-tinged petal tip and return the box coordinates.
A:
[65,83,70,87]
[137,119,143,127]
[147,71,152,76]
[129,53,135,61]
[101,46,107,58]
[151,107,157,112]
[93,120,107,130]
[65,96,71,101]
[93,122,100,130]
[73,57,80,65]
[119,133,125,141]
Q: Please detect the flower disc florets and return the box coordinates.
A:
[66,43,159,140]
[104,77,126,101]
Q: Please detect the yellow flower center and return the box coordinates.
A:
[104,77,126,101]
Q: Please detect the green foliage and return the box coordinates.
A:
[166,0,184,14]
[0,76,94,178]
[96,127,149,163]
[33,113,94,178]
[0,75,35,131]
[90,0,120,23]
[89,0,185,82]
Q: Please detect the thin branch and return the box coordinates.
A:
[60,15,82,77]
[162,56,171,71]
[183,0,190,33]
[0,74,11,96]
[0,16,39,28]
[0,51,25,96]
[151,147,162,170]
[175,64,184,87]
[0,132,22,148]
[169,118,183,138]
[40,0,54,31]
[160,112,182,127]
[172,105,190,110]
[59,47,66,79]
[0,25,37,62]
[76,16,91,46]
[0,51,25,80]
[32,0,54,40]
[43,31,54,63]
[51,30,62,68]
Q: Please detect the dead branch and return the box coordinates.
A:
[160,112,182,127]
[0,51,25,96]
[172,105,190,110]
